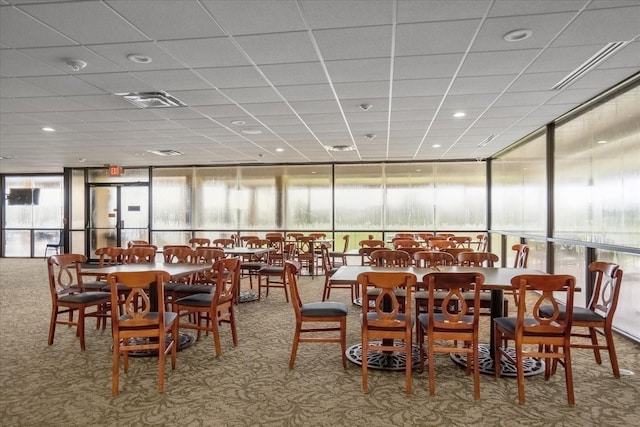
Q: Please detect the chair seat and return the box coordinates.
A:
[361,312,414,325]
[415,290,455,301]
[174,283,215,295]
[174,293,213,307]
[539,305,604,322]
[58,291,111,304]
[241,261,266,270]
[259,266,284,275]
[81,280,108,291]
[494,316,552,334]
[301,301,348,317]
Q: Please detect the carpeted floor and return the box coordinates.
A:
[1,258,639,426]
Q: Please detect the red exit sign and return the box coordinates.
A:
[109,165,122,176]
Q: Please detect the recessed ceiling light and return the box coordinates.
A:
[432,144,441,148]
[415,169,421,172]
[0,156,13,160]
[597,140,608,144]
[127,54,152,64]
[359,103,372,111]
[275,148,284,152]
[241,129,262,135]
[231,120,246,125]
[78,158,86,163]
[365,133,376,140]
[42,127,55,132]
[453,112,466,118]
[325,145,355,152]
[503,29,533,42]
[147,149,183,156]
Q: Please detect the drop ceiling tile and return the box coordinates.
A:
[202,0,306,35]
[260,62,328,86]
[20,75,106,95]
[551,6,640,47]
[19,1,148,44]
[234,32,318,65]
[198,66,269,89]
[0,5,74,48]
[300,0,392,29]
[313,26,392,61]
[106,0,225,40]
[159,38,250,68]
[131,70,212,91]
[0,50,65,77]
[88,42,186,71]
[396,20,480,56]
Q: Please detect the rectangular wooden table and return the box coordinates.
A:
[331,265,550,375]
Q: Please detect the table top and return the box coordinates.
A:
[81,262,209,279]
[329,265,547,290]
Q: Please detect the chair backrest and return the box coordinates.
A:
[393,239,421,249]
[429,239,455,250]
[415,233,434,240]
[213,238,235,248]
[369,249,411,267]
[436,233,455,239]
[394,233,414,239]
[359,239,386,248]
[358,246,391,265]
[476,234,488,251]
[124,246,157,263]
[295,236,315,256]
[265,232,284,238]
[95,247,125,266]
[440,247,474,262]
[511,274,575,337]
[189,237,210,248]
[127,240,149,248]
[357,271,416,328]
[284,260,304,317]
[422,272,484,325]
[107,270,171,327]
[287,232,304,240]
[319,244,333,277]
[457,251,499,267]
[162,246,194,263]
[587,261,623,320]
[339,235,349,252]
[212,257,241,305]
[512,244,530,268]
[240,235,260,246]
[451,236,473,248]
[192,247,225,263]
[309,232,327,239]
[413,250,456,267]
[47,253,87,298]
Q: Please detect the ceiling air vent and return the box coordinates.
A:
[147,150,183,156]
[116,91,186,108]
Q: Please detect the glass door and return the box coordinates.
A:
[88,184,149,258]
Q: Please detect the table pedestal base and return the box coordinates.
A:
[346,341,421,371]
[124,332,196,358]
[449,343,545,377]
[238,291,259,303]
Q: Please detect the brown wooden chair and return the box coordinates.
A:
[329,235,350,267]
[369,249,411,267]
[412,250,457,343]
[285,260,348,369]
[457,251,508,316]
[124,246,157,263]
[358,271,416,394]
[258,242,296,302]
[494,274,576,405]
[286,232,304,241]
[475,234,488,251]
[419,272,484,399]
[441,247,474,262]
[106,269,177,396]
[540,262,623,378]
[239,235,260,247]
[47,253,111,351]
[294,236,317,276]
[451,235,473,248]
[320,243,353,302]
[213,238,235,248]
[392,239,421,249]
[127,239,149,248]
[172,247,226,299]
[508,244,530,306]
[394,233,414,239]
[173,257,241,356]
[188,237,210,248]
[358,239,387,266]
[239,238,270,289]
[428,239,455,250]
[161,246,196,308]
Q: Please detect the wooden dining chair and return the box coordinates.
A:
[429,239,455,250]
[368,249,411,267]
[188,237,210,248]
[213,238,235,248]
[419,272,484,399]
[457,251,508,316]
[173,257,241,357]
[107,269,177,396]
[540,262,623,378]
[285,260,348,369]
[494,274,576,405]
[124,246,157,263]
[239,238,271,289]
[47,253,111,351]
[321,243,353,302]
[441,247,474,262]
[329,235,350,267]
[258,242,296,302]
[162,246,196,308]
[357,271,416,394]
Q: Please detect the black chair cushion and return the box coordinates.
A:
[538,305,604,322]
[174,283,215,295]
[174,293,213,307]
[300,301,348,317]
[58,291,110,304]
[418,313,474,327]
[493,316,539,334]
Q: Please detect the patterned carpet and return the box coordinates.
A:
[1,258,639,426]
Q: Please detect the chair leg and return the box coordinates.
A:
[516,344,525,404]
[362,335,368,393]
[289,324,301,369]
[78,307,86,351]
[340,318,347,369]
[48,308,57,346]
[564,347,575,406]
[588,327,603,364]
[112,337,120,396]
[428,336,436,396]
[604,327,620,378]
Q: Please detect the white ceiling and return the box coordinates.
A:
[1,0,639,174]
